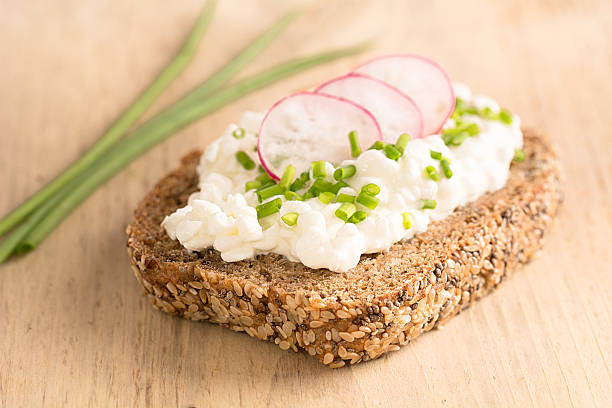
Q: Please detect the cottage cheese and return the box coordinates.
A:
[162,84,523,272]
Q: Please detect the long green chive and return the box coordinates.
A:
[256,198,282,219]
[335,202,357,221]
[331,181,348,194]
[402,212,413,229]
[384,143,402,161]
[513,148,525,162]
[421,199,437,210]
[368,141,385,150]
[311,178,334,193]
[348,210,367,224]
[333,165,356,181]
[356,192,380,210]
[232,127,245,139]
[348,130,362,157]
[430,150,443,160]
[318,192,336,204]
[440,159,452,178]
[236,151,255,170]
[245,180,262,191]
[279,164,296,189]
[257,184,285,202]
[312,161,327,178]
[361,183,380,196]
[3,42,372,262]
[281,212,299,226]
[424,166,441,181]
[395,133,411,152]
[498,109,513,124]
[284,190,303,201]
[336,193,356,203]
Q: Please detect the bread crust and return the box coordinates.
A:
[126,128,563,367]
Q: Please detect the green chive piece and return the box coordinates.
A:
[348,130,362,157]
[361,183,380,196]
[424,166,441,181]
[256,172,272,182]
[284,190,303,201]
[356,192,380,210]
[256,180,276,191]
[312,178,334,193]
[331,181,349,194]
[312,161,327,178]
[421,199,437,210]
[336,193,356,203]
[279,164,296,189]
[289,178,305,192]
[513,148,525,162]
[481,106,497,120]
[402,212,413,229]
[256,184,285,202]
[368,140,385,150]
[333,165,356,181]
[498,109,513,124]
[318,191,336,204]
[257,165,265,173]
[384,144,402,161]
[232,127,245,139]
[302,191,314,200]
[281,212,299,226]
[348,210,367,224]
[430,150,443,160]
[245,180,262,191]
[335,202,356,221]
[440,159,452,178]
[253,145,258,152]
[395,133,411,152]
[465,123,480,136]
[236,151,255,170]
[256,198,282,219]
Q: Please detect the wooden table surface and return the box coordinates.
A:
[1,1,611,407]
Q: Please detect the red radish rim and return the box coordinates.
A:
[314,72,424,139]
[257,91,383,181]
[352,53,456,134]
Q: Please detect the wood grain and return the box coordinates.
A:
[1,0,611,407]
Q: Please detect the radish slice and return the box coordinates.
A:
[257,92,382,180]
[315,73,424,142]
[354,54,455,135]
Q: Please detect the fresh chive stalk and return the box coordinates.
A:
[348,210,366,224]
[424,166,441,181]
[245,180,262,191]
[335,202,356,221]
[395,133,410,152]
[312,161,327,178]
[384,144,402,161]
[348,130,361,157]
[356,192,380,210]
[284,191,303,201]
[430,150,443,160]
[336,193,355,203]
[331,181,348,194]
[232,127,246,139]
[361,183,380,196]
[368,141,384,150]
[440,159,453,178]
[333,165,356,181]
[279,164,296,189]
[402,212,413,229]
[318,192,336,204]
[236,151,255,170]
[256,198,282,219]
[257,184,285,202]
[421,199,437,210]
[311,178,334,193]
[281,212,299,226]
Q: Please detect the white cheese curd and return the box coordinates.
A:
[162,84,523,272]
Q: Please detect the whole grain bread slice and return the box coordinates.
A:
[126,128,562,367]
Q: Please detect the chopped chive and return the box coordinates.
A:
[368,140,385,150]
[289,178,305,192]
[302,191,314,200]
[421,199,437,210]
[513,148,525,162]
[232,127,245,139]
[318,191,336,204]
[256,180,276,191]
[424,166,441,181]
[300,170,310,181]
[395,133,411,152]
[481,106,497,120]
[348,130,362,157]
[361,183,380,196]
[256,172,272,182]
[257,164,265,173]
[348,210,366,224]
[284,190,303,201]
[312,178,334,193]
[236,151,255,170]
[281,212,299,226]
[440,159,452,178]
[402,212,413,229]
[331,181,348,194]
[279,164,296,189]
[256,198,282,219]
[498,109,513,124]
[312,161,327,178]
[384,143,402,161]
[253,145,258,152]
[430,150,443,160]
[245,180,262,191]
[336,193,356,203]
[465,123,480,136]
[256,183,285,202]
[356,192,380,210]
[335,202,356,221]
[333,165,356,181]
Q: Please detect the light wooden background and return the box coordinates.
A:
[1,1,611,407]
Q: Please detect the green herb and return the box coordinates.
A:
[256,198,282,219]
[284,190,303,201]
[336,193,356,203]
[289,177,306,192]
[360,183,380,196]
[421,199,437,210]
[232,127,245,139]
[312,161,327,178]
[256,184,285,202]
[312,178,334,193]
[513,148,525,162]
[245,180,261,191]
[318,192,336,204]
[395,133,410,152]
[333,165,356,181]
[384,143,402,161]
[368,141,385,150]
[253,145,258,152]
[430,150,443,160]
[348,210,366,224]
[281,212,299,226]
[356,192,380,210]
[331,181,348,194]
[236,151,255,170]
[335,202,356,221]
[424,165,441,181]
[256,180,275,191]
[402,212,413,229]
[348,130,362,157]
[440,159,452,178]
[498,109,513,124]
[279,164,296,189]
[257,164,265,173]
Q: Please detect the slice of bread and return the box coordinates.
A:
[126,128,562,367]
